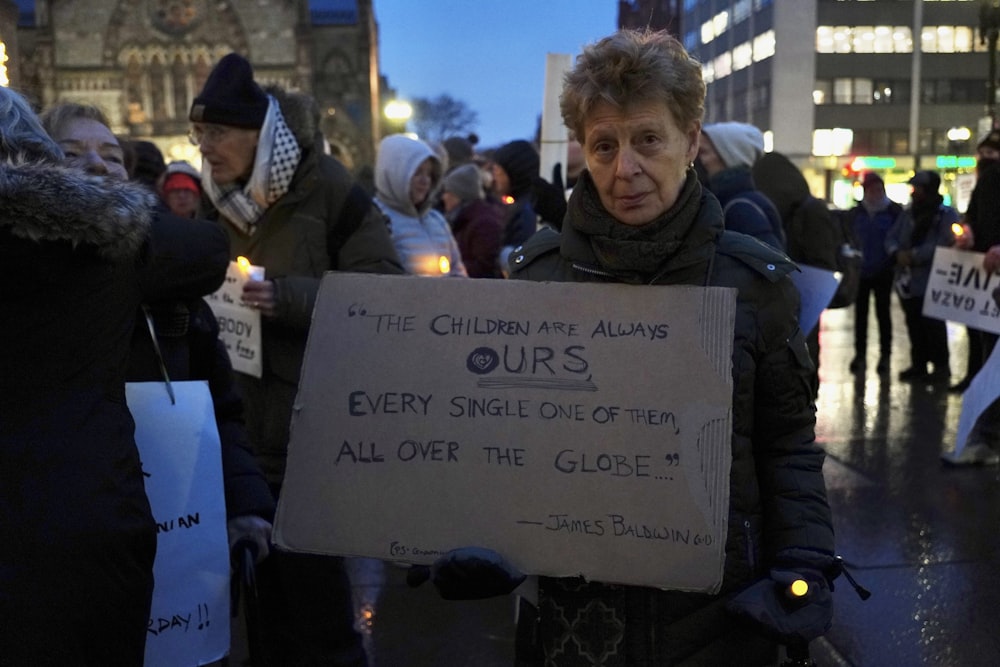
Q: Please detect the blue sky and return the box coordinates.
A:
[12,0,617,149]
[373,0,617,149]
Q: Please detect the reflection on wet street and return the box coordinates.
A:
[811,308,1000,666]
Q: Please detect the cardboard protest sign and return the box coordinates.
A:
[128,381,230,667]
[274,274,736,593]
[788,264,840,333]
[924,247,1000,333]
[205,259,264,377]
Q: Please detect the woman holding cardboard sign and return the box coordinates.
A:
[418,30,854,665]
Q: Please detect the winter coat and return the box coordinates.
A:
[885,196,958,298]
[499,197,538,272]
[207,94,405,485]
[753,152,838,270]
[127,296,275,521]
[374,135,466,277]
[707,165,786,251]
[448,198,505,278]
[966,161,1000,252]
[0,159,228,663]
[508,173,834,665]
[851,197,902,278]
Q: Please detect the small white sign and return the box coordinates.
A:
[924,247,1000,334]
[129,381,230,667]
[205,260,264,378]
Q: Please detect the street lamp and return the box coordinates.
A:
[384,99,412,136]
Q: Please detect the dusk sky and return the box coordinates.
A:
[373,0,618,149]
[11,0,619,149]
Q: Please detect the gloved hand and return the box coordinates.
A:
[726,566,833,645]
[407,547,526,600]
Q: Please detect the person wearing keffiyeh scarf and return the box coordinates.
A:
[189,52,403,667]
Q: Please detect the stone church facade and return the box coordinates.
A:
[2,0,383,169]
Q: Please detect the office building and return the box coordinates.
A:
[679,0,987,207]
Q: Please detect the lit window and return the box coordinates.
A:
[702,19,715,45]
[853,27,875,53]
[753,30,775,61]
[714,52,732,79]
[713,11,730,38]
[816,26,835,53]
[813,128,854,157]
[703,62,715,84]
[733,41,753,71]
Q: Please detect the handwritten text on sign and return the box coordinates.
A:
[274,275,736,593]
[924,247,1000,334]
[204,260,264,377]
[128,381,230,667]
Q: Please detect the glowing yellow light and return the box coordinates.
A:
[502,195,515,205]
[438,256,451,274]
[0,41,9,88]
[237,256,252,272]
[789,579,809,598]
[952,223,965,237]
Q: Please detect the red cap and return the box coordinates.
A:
[163,172,200,194]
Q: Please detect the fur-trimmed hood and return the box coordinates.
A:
[0,157,156,262]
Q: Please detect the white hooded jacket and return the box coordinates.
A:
[374,134,467,277]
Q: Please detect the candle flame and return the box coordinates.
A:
[237,256,252,271]
[438,256,451,274]
[952,223,965,237]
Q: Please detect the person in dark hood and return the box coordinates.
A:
[886,170,957,384]
[188,52,403,666]
[753,151,840,395]
[1,86,227,665]
[491,139,540,272]
[952,130,1000,394]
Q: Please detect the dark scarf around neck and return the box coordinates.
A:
[570,169,711,275]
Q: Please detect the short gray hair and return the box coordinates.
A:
[560,29,705,145]
[0,87,63,162]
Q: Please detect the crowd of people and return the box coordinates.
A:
[6,24,999,666]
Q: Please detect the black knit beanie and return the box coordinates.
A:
[189,53,268,128]
[493,140,539,197]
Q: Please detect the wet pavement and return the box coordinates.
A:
[228,303,1000,666]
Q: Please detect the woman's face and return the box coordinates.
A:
[582,99,699,227]
[54,117,128,181]
[191,123,259,185]
[410,158,435,207]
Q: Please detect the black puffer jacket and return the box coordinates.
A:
[1,159,227,664]
[508,176,834,665]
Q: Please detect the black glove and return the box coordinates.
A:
[726,566,833,645]
[407,547,526,600]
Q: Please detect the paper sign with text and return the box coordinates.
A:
[128,381,230,667]
[924,247,1000,333]
[274,274,736,593]
[205,260,264,377]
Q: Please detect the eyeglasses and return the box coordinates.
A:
[188,124,231,146]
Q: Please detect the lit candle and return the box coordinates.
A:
[236,256,264,281]
[951,223,965,237]
[438,256,451,275]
